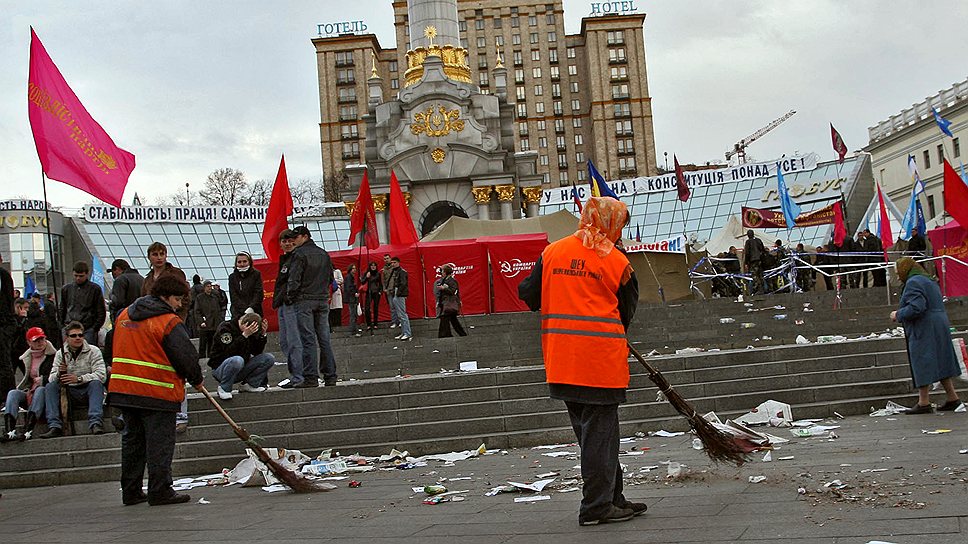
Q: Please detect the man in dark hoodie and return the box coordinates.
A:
[108,274,203,506]
[228,251,264,321]
[206,313,274,400]
[60,261,106,346]
[110,259,144,323]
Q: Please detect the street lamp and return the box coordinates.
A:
[185,183,190,206]
[663,151,668,171]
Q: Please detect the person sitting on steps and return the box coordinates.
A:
[2,327,55,442]
[40,321,107,438]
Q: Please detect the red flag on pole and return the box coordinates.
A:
[347,169,380,249]
[832,200,847,246]
[27,28,135,207]
[569,177,583,213]
[944,158,968,229]
[674,154,690,202]
[830,123,848,164]
[260,155,293,262]
[388,170,419,245]
[876,182,893,261]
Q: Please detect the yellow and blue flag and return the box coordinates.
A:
[587,160,619,199]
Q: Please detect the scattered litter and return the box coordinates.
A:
[651,430,685,437]
[485,485,520,496]
[777,456,795,461]
[795,319,804,325]
[748,476,766,483]
[773,314,787,320]
[197,498,210,504]
[620,450,645,456]
[870,401,907,417]
[532,443,574,450]
[432,349,439,353]
[667,462,683,478]
[736,400,793,426]
[508,479,556,492]
[719,317,736,324]
[379,449,409,462]
[443,476,473,481]
[860,468,888,473]
[691,438,702,450]
[816,335,847,343]
[459,361,478,371]
[741,322,756,329]
[921,429,952,435]
[959,449,967,454]
[535,472,559,479]
[419,443,487,463]
[761,451,772,462]
[348,480,362,488]
[833,412,845,419]
[514,495,551,503]
[558,487,580,493]
[790,425,840,437]
[675,347,704,354]
[865,541,898,544]
[423,485,447,495]
[823,480,848,490]
[261,484,290,493]
[542,451,577,458]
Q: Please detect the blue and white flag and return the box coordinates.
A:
[901,155,926,239]
[24,273,36,298]
[915,198,927,236]
[776,165,800,233]
[91,256,106,293]
[932,107,953,138]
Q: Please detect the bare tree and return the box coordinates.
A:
[324,169,349,203]
[199,168,247,205]
[290,177,324,205]
[238,178,272,206]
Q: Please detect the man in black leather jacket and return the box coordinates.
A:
[285,226,337,387]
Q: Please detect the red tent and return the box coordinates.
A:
[479,234,548,312]
[927,218,968,298]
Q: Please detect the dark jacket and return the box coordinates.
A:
[388,266,409,298]
[743,237,766,266]
[862,234,883,257]
[60,279,105,332]
[228,268,264,320]
[206,319,267,370]
[193,291,224,332]
[214,288,228,316]
[362,268,383,296]
[110,268,143,320]
[142,263,190,321]
[0,267,13,321]
[272,253,292,310]
[344,269,359,304]
[286,240,333,304]
[907,234,926,254]
[25,304,60,349]
[106,295,202,412]
[897,274,960,387]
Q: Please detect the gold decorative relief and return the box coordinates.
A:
[403,192,412,206]
[372,194,387,212]
[344,201,356,215]
[521,187,543,204]
[404,43,471,87]
[494,184,516,202]
[411,105,465,137]
[471,186,493,204]
[430,147,446,163]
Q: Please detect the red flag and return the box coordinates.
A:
[876,182,893,261]
[28,28,135,207]
[674,154,690,202]
[388,171,419,245]
[569,177,583,213]
[944,158,968,229]
[347,169,380,249]
[260,155,293,262]
[832,200,847,246]
[830,123,848,164]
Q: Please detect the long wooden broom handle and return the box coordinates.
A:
[196,384,249,440]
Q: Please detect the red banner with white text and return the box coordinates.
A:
[418,240,490,316]
[482,234,548,313]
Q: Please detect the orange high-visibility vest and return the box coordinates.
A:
[109,308,185,403]
[540,235,631,389]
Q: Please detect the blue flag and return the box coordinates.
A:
[915,198,927,236]
[776,165,801,232]
[932,107,953,138]
[91,256,106,293]
[901,156,926,239]
[24,273,36,298]
[587,160,619,199]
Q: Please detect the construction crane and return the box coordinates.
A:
[725,110,797,164]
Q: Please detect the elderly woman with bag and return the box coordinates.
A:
[891,257,963,414]
[435,265,467,338]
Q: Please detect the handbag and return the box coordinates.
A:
[441,295,460,316]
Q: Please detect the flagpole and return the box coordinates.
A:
[41,172,60,306]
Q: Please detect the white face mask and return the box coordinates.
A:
[236,266,251,273]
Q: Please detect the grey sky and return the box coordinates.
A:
[2,1,965,208]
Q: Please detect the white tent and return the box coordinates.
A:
[697,215,792,256]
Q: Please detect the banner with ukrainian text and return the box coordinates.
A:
[28,28,135,207]
[742,202,839,229]
[625,235,687,255]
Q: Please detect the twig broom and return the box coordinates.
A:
[627,343,749,466]
[197,385,335,492]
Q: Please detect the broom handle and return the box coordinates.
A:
[627,342,694,416]
[196,384,250,441]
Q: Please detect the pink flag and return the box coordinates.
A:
[28,28,135,207]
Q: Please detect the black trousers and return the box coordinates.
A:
[564,401,626,521]
[198,330,214,358]
[438,314,467,337]
[364,293,380,328]
[120,407,177,502]
[0,318,15,399]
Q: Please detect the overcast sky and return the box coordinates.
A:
[2,1,966,209]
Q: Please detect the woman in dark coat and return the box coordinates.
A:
[361,262,383,334]
[435,265,467,338]
[891,257,963,414]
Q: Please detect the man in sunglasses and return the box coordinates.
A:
[40,321,107,437]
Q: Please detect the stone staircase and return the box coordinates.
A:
[2,288,966,489]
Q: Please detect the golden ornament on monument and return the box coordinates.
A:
[430,147,446,163]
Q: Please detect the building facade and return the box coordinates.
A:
[313,0,657,196]
[865,77,967,222]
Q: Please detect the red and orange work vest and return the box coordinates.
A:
[109,308,185,403]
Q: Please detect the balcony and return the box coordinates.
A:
[550,72,560,81]
[339,114,358,122]
[556,144,567,151]
[340,132,358,141]
[336,77,356,86]
[612,93,630,101]
[610,74,629,82]
[342,152,361,160]
[335,59,355,67]
[608,56,627,65]
[617,148,635,156]
[338,95,357,104]
[614,110,632,118]
[553,109,563,117]
[615,129,634,136]
[554,126,564,134]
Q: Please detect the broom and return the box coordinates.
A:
[197,385,335,493]
[627,343,749,466]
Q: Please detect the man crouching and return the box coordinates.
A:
[108,275,203,506]
[207,312,274,400]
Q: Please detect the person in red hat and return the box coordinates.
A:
[2,327,56,441]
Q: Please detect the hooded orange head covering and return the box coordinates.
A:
[573,197,628,258]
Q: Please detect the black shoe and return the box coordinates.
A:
[91,424,104,435]
[148,493,191,506]
[294,380,318,388]
[905,403,934,415]
[618,501,648,516]
[39,427,63,439]
[938,399,964,412]
[324,379,337,387]
[579,505,635,526]
[123,493,148,506]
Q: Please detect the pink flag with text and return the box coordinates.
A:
[28,28,135,207]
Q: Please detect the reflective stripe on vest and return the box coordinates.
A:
[540,236,631,389]
[109,309,185,403]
